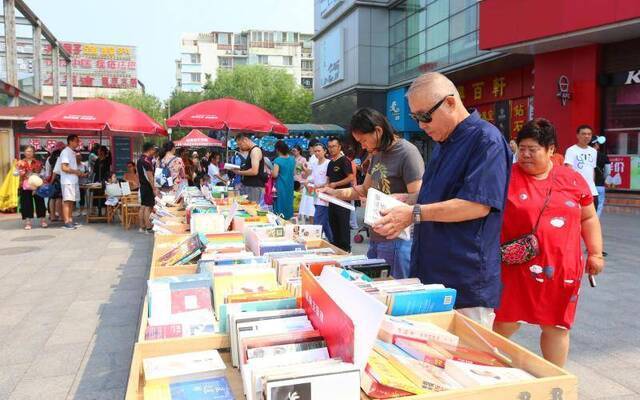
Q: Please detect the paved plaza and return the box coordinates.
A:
[0,212,638,399]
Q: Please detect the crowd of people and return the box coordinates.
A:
[13,71,609,369]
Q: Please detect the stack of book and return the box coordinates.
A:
[355,279,457,316]
[146,273,216,340]
[143,349,234,399]
[155,233,208,266]
[362,316,536,397]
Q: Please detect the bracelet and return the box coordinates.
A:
[588,254,604,259]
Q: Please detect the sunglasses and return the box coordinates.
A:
[409,94,454,123]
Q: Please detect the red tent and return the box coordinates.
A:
[166,98,288,135]
[26,98,167,136]
[174,129,224,148]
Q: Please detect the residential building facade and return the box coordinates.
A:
[176,30,314,92]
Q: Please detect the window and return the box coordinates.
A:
[251,31,262,42]
[283,56,293,66]
[184,72,201,83]
[407,33,425,58]
[449,31,477,63]
[235,58,247,65]
[218,33,229,45]
[427,20,448,50]
[190,53,200,64]
[390,20,406,45]
[302,60,313,70]
[258,55,269,64]
[264,32,274,43]
[287,32,295,42]
[390,43,406,65]
[450,0,476,14]
[427,0,450,26]
[219,57,232,68]
[450,4,476,40]
[301,77,313,89]
[426,44,449,67]
[274,32,283,43]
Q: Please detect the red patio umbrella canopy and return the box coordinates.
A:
[174,129,225,147]
[26,98,167,136]
[166,98,288,135]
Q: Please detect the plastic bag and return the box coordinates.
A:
[0,161,20,211]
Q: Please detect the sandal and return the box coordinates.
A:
[24,224,32,230]
[41,221,48,228]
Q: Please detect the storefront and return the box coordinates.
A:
[600,39,640,192]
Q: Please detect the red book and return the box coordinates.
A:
[361,367,413,399]
[170,288,213,314]
[394,336,506,367]
[145,324,183,340]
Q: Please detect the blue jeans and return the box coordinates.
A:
[314,205,333,243]
[367,239,413,279]
[596,186,605,217]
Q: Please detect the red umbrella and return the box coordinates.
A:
[166,98,288,135]
[174,129,225,148]
[26,98,167,136]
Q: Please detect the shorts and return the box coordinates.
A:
[140,184,155,207]
[457,307,495,329]
[61,184,79,202]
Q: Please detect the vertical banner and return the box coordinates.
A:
[607,156,631,190]
[494,100,511,141]
[113,136,132,178]
[510,97,529,139]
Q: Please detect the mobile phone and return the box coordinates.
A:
[588,274,597,288]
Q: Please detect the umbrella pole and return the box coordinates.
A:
[225,127,230,163]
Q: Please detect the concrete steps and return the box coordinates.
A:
[604,192,640,215]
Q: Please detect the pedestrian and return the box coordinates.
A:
[326,136,354,252]
[564,125,599,207]
[319,108,424,278]
[509,139,518,163]
[158,141,186,192]
[137,142,157,233]
[233,133,267,203]
[178,148,194,186]
[92,146,112,216]
[207,153,227,186]
[192,151,203,186]
[76,153,90,217]
[44,143,63,223]
[123,161,140,191]
[493,118,604,367]
[308,142,332,242]
[16,145,47,229]
[88,143,100,180]
[373,72,512,327]
[590,135,610,217]
[272,140,295,220]
[59,134,87,230]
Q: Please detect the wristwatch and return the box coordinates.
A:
[412,204,422,224]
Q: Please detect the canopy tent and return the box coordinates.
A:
[174,129,224,148]
[284,124,345,136]
[26,98,167,136]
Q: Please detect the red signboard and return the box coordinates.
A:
[475,103,495,125]
[608,156,631,190]
[457,67,533,108]
[510,97,529,138]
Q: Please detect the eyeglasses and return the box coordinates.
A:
[409,94,454,123]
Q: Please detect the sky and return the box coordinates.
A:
[26,0,314,100]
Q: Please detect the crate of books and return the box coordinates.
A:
[149,233,205,278]
[362,311,577,400]
[125,338,241,400]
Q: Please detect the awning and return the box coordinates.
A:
[284,123,345,136]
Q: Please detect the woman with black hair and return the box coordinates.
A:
[318,107,424,278]
[272,140,295,219]
[158,141,185,191]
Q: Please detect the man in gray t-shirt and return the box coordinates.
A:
[317,107,425,278]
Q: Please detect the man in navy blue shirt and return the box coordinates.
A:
[374,72,512,327]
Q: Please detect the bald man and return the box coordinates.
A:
[374,72,512,327]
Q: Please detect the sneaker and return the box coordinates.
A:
[73,221,82,227]
[138,228,146,233]
[62,223,77,230]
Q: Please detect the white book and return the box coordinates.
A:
[364,188,411,241]
[224,163,241,170]
[317,192,355,211]
[444,359,536,388]
[143,350,225,382]
[379,316,460,346]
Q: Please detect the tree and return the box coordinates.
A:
[109,90,165,125]
[203,65,312,123]
[168,88,203,116]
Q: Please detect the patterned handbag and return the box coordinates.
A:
[500,183,553,265]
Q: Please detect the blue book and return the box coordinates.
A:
[170,376,234,400]
[388,288,457,316]
[260,243,305,256]
[217,297,297,333]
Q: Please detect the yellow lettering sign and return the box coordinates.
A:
[472,82,484,100]
[492,77,506,98]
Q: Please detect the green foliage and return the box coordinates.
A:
[167,89,203,116]
[202,65,312,123]
[109,90,165,125]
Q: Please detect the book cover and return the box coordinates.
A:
[145,324,183,341]
[247,340,327,361]
[143,350,226,382]
[364,188,411,241]
[361,368,414,399]
[444,359,535,388]
[364,349,428,395]
[191,213,226,235]
[218,297,297,333]
[393,337,448,368]
[379,316,460,346]
[262,363,360,400]
[226,289,291,304]
[212,268,278,316]
[387,288,457,316]
[170,376,235,400]
[170,288,213,314]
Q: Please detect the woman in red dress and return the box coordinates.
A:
[494,118,604,367]
[16,145,47,229]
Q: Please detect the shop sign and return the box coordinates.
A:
[475,103,495,124]
[457,67,531,107]
[557,75,571,106]
[42,41,137,89]
[624,70,640,85]
[607,156,631,190]
[318,29,343,88]
[510,97,529,138]
[386,87,420,132]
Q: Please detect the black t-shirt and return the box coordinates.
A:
[594,151,611,187]
[137,155,153,188]
[327,155,352,189]
[241,146,266,187]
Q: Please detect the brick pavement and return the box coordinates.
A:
[0,212,637,399]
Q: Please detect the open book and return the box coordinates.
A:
[364,188,411,241]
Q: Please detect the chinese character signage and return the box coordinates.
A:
[42,41,137,89]
[510,97,529,138]
[318,29,343,88]
[607,156,631,190]
[386,87,420,133]
[457,66,534,107]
